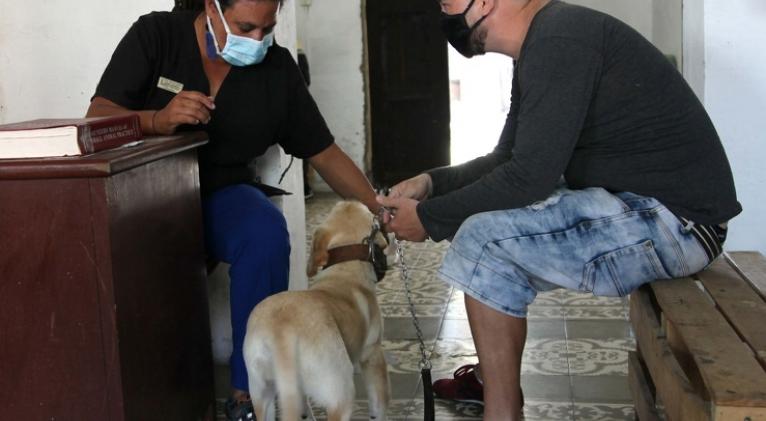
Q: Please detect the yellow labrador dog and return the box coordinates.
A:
[244,201,390,421]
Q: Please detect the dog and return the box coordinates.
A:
[243,201,390,421]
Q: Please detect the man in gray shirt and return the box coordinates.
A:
[379,0,740,419]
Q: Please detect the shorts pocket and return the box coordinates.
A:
[582,240,671,297]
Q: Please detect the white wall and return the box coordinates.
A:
[295,0,367,191]
[693,0,766,254]
[0,1,171,123]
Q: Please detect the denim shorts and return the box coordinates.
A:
[438,187,712,318]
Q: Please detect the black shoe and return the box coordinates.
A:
[224,397,255,421]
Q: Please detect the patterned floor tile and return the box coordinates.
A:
[382,304,447,318]
[216,397,632,421]
[522,338,571,376]
[566,338,635,376]
[521,375,573,402]
[427,338,578,377]
[566,320,633,340]
[536,289,627,307]
[383,339,440,375]
[564,305,628,321]
[572,402,634,420]
[385,317,443,341]
[528,305,566,320]
[571,375,633,403]
[444,302,468,320]
[405,248,447,270]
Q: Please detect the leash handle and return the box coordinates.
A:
[422,368,435,421]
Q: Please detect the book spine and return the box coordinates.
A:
[78,115,143,154]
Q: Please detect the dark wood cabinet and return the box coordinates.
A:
[0,133,214,420]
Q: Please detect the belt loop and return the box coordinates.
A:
[679,217,695,234]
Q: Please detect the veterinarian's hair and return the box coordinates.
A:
[174,0,284,12]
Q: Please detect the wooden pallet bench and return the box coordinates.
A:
[629,252,766,421]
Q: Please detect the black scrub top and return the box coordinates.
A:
[93,10,335,196]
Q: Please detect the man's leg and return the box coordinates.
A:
[465,295,526,420]
[436,187,712,412]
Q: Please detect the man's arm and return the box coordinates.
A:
[417,39,603,241]
[309,143,379,213]
[426,103,517,198]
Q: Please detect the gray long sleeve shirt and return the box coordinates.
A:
[416,1,741,242]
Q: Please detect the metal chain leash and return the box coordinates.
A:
[395,238,432,371]
[376,205,434,421]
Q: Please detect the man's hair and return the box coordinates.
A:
[174,0,284,12]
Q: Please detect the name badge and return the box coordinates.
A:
[157,77,184,94]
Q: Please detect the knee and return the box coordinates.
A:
[453,213,495,249]
[237,210,291,260]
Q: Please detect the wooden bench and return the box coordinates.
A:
[629,251,766,421]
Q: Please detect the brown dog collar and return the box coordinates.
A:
[325,243,387,282]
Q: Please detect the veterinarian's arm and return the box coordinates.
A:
[309,144,379,212]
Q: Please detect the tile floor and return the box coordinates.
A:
[217,192,637,420]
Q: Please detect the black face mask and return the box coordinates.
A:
[440,0,489,58]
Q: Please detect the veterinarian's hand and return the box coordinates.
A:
[388,174,433,201]
[376,196,429,242]
[154,91,215,135]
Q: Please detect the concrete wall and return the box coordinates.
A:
[652,0,683,66]
[686,0,766,254]
[682,0,706,98]
[296,0,367,191]
[567,0,653,40]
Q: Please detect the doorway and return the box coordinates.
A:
[448,48,514,165]
[365,0,451,188]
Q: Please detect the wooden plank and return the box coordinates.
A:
[630,286,709,421]
[698,258,766,372]
[665,318,709,400]
[629,351,662,421]
[651,279,766,407]
[726,252,766,301]
[712,405,766,421]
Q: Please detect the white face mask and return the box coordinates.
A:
[207,0,274,66]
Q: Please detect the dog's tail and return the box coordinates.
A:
[273,332,303,421]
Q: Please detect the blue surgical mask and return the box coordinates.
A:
[207,0,274,66]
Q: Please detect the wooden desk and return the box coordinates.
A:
[0,133,214,420]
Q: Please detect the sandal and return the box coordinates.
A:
[224,397,255,421]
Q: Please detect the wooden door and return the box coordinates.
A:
[366,0,451,187]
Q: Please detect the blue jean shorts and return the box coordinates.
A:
[438,187,712,318]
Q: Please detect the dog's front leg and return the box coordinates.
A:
[253,394,276,421]
[360,345,390,420]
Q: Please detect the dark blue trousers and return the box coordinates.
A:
[202,184,290,391]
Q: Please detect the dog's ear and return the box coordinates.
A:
[307,226,331,277]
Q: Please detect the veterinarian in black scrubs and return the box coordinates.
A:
[86,0,378,419]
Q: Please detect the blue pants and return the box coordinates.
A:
[202,184,290,391]
[440,187,711,318]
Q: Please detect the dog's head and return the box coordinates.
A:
[307,201,388,277]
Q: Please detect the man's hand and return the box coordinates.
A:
[154,91,216,135]
[388,174,433,201]
[376,195,429,242]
